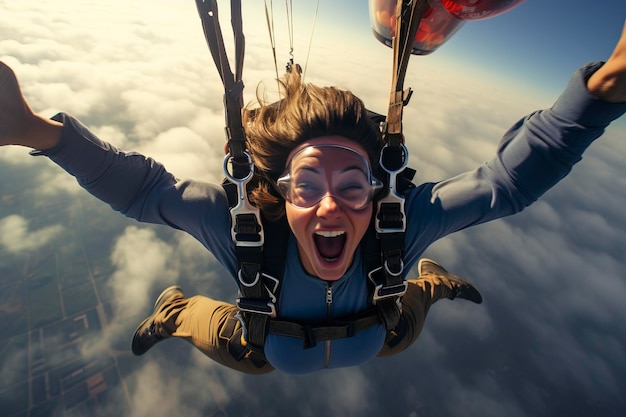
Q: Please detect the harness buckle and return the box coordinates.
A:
[236,271,279,317]
[376,144,409,234]
[368,265,408,305]
[236,298,277,318]
[372,281,408,305]
[223,152,264,247]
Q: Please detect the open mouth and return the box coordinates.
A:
[313,230,347,262]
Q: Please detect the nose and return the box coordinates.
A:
[316,194,342,218]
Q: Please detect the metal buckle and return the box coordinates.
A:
[368,265,408,305]
[234,311,248,342]
[236,298,277,318]
[239,271,279,303]
[236,271,279,317]
[261,272,280,297]
[376,144,408,234]
[372,281,408,305]
[223,152,264,247]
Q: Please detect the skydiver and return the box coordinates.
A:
[1,20,625,375]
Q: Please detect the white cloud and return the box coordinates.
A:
[34,169,85,196]
[134,126,221,182]
[0,214,63,253]
[80,226,177,355]
[108,226,179,319]
[0,145,38,165]
[128,362,187,417]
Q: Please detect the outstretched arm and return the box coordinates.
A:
[0,62,62,150]
[587,20,626,103]
[0,62,238,276]
[403,22,626,262]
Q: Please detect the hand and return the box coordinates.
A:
[0,61,31,146]
[587,20,626,103]
[0,61,61,149]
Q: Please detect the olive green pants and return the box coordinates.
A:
[152,272,459,374]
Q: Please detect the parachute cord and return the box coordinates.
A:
[264,0,319,84]
[286,0,294,66]
[264,0,280,83]
[301,0,319,81]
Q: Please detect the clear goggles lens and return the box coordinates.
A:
[276,145,382,210]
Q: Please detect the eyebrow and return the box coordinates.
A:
[340,165,367,174]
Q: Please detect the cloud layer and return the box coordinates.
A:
[1,1,625,417]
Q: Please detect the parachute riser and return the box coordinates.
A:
[197,1,267,334]
[372,0,429,328]
[196,0,248,165]
[383,0,428,146]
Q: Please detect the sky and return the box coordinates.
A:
[1,1,626,417]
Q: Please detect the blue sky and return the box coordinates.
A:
[245,0,626,119]
[433,0,625,89]
[1,1,625,417]
[311,0,626,93]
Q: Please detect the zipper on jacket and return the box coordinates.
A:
[324,282,333,368]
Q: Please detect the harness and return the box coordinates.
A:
[195,0,425,351]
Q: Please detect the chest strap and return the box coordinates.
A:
[268,308,382,349]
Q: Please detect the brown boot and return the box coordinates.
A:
[418,258,482,304]
[131,285,184,355]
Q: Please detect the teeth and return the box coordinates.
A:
[314,230,346,238]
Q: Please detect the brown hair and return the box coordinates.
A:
[243,68,383,221]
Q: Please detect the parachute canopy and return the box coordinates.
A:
[369,0,526,55]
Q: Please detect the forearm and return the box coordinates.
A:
[586,20,626,103]
[31,113,177,218]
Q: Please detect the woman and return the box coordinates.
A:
[1,22,625,375]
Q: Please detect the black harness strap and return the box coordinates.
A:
[370,0,427,330]
[222,179,287,351]
[238,215,288,350]
[268,310,382,349]
[195,0,247,170]
[197,1,274,350]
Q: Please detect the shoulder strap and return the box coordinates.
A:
[222,179,288,351]
[197,0,277,351]
[366,0,426,330]
[363,167,416,331]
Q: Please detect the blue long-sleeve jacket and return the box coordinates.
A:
[33,63,626,374]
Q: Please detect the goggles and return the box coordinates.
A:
[276,144,383,210]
